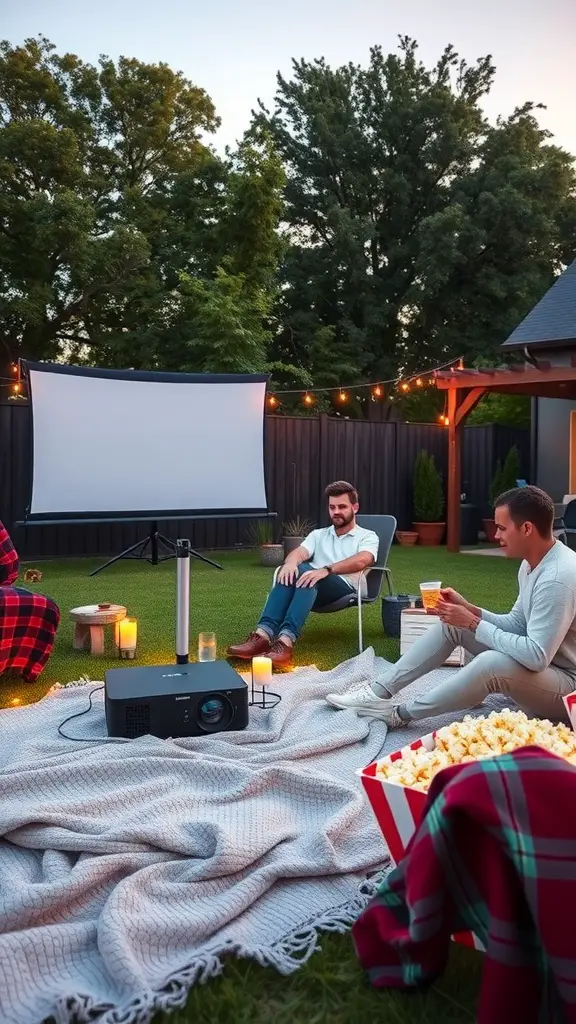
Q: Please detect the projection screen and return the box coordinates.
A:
[23,362,269,522]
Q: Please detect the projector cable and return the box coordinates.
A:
[57,685,130,743]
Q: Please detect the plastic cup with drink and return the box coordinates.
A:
[419,581,441,612]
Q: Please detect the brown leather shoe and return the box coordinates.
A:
[227,631,271,660]
[269,638,294,669]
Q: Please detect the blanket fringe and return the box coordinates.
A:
[51,872,389,1024]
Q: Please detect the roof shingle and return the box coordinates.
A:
[502,260,576,349]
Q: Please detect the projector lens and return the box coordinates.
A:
[199,698,224,725]
[195,692,234,732]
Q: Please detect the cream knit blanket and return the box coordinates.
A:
[0,648,398,1024]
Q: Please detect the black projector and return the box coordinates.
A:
[105,660,249,739]
[104,538,249,739]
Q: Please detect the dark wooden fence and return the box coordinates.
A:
[0,401,530,560]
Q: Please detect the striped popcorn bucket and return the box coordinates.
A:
[359,734,485,952]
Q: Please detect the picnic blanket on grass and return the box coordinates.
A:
[0,648,393,1024]
[0,648,513,1024]
[353,746,576,1024]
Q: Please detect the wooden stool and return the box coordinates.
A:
[70,604,127,656]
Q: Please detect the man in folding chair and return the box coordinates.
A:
[227,481,379,668]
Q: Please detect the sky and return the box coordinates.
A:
[2,0,575,157]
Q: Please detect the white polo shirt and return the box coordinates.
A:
[301,524,379,594]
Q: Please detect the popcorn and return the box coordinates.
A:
[375,709,576,793]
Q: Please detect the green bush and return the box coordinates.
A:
[413,450,445,523]
[489,446,521,508]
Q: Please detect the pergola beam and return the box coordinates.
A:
[437,361,576,553]
[436,365,576,391]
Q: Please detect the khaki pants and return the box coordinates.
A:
[376,620,575,723]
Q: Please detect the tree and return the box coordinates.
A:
[0,37,284,375]
[253,38,576,416]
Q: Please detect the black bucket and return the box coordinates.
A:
[381,594,411,638]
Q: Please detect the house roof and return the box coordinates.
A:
[502,260,576,350]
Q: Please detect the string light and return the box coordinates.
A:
[11,363,18,374]
[265,356,462,408]
[11,698,21,705]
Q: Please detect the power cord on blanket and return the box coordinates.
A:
[57,685,129,743]
[57,682,280,742]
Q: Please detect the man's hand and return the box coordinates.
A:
[277,562,299,585]
[439,587,467,607]
[437,599,478,629]
[296,568,329,588]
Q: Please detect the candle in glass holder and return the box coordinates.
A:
[252,656,272,687]
[117,617,137,659]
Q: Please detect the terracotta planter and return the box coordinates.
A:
[396,530,419,547]
[260,544,284,567]
[413,522,445,547]
[283,536,303,559]
[482,519,498,544]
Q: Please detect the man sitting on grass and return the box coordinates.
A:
[227,481,379,668]
[327,486,576,727]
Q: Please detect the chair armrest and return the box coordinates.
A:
[359,564,389,576]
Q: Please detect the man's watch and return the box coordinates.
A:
[324,565,333,574]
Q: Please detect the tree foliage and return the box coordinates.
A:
[254,38,576,417]
[0,36,284,373]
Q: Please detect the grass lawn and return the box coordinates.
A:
[2,546,519,1024]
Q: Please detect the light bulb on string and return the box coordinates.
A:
[11,363,18,375]
[400,382,409,393]
[337,390,347,403]
[416,378,423,387]
[372,384,382,399]
[267,394,278,409]
[303,392,313,406]
[12,382,21,394]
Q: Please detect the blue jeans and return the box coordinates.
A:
[257,562,354,642]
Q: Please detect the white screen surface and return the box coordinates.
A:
[28,367,268,517]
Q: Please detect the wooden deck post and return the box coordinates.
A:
[446,388,461,553]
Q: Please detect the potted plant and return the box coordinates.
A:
[246,520,283,567]
[395,529,419,546]
[483,446,520,543]
[412,450,445,546]
[282,516,315,559]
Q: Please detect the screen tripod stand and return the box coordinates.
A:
[89,521,223,577]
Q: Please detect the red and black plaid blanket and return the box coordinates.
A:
[0,520,18,586]
[0,520,60,682]
[353,746,576,1024]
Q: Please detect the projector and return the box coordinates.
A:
[105,660,249,739]
[104,538,249,739]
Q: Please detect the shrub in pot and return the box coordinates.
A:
[282,517,315,559]
[246,520,283,567]
[412,450,445,546]
[483,446,520,543]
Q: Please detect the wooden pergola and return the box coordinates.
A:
[435,363,576,553]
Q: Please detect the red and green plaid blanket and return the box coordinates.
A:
[0,520,18,587]
[0,519,60,681]
[353,746,576,1024]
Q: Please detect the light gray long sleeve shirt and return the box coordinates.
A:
[476,541,576,674]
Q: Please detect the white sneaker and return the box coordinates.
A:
[325,685,408,727]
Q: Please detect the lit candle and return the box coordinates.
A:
[252,656,272,687]
[117,617,138,659]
